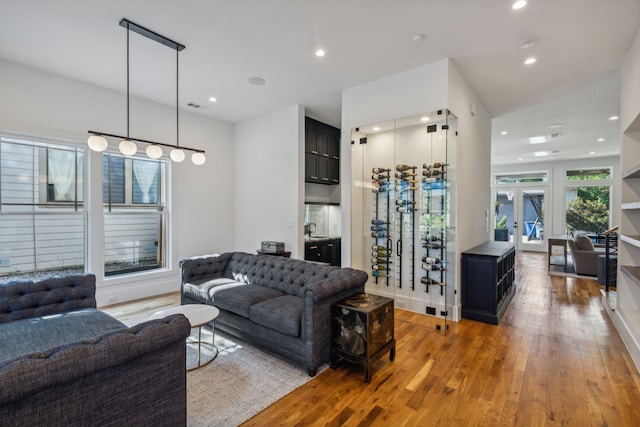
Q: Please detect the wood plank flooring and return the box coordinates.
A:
[242,252,640,426]
[102,252,640,426]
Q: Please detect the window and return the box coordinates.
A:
[103,153,166,276]
[565,168,611,234]
[0,136,85,279]
[495,171,547,184]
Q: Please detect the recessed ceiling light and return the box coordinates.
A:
[413,34,426,42]
[597,138,605,142]
[589,151,596,155]
[373,126,380,131]
[548,123,564,129]
[208,96,217,103]
[512,0,527,10]
[518,158,523,161]
[501,131,508,135]
[520,38,535,49]
[609,115,619,121]
[315,49,325,57]
[529,136,547,144]
[524,57,537,65]
[420,116,429,122]
[248,77,266,86]
[534,151,549,157]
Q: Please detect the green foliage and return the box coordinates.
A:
[496,215,507,229]
[566,197,609,233]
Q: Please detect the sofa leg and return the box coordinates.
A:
[308,368,317,377]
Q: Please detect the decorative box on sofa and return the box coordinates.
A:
[180,252,368,376]
[0,273,191,427]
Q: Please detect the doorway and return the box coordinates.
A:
[494,187,547,252]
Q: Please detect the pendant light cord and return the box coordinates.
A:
[126,25,130,139]
[176,48,179,147]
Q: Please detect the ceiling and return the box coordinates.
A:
[1,0,639,166]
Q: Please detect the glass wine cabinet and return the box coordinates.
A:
[351,109,457,331]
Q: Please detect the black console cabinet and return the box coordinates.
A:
[461,241,515,325]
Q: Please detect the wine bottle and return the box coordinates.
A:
[421,277,445,286]
[397,179,419,184]
[395,164,415,172]
[371,231,388,238]
[423,162,447,169]
[423,235,442,242]
[371,257,388,263]
[422,263,444,271]
[372,185,388,193]
[398,186,418,192]
[422,169,444,177]
[371,264,387,271]
[396,199,416,206]
[372,167,389,174]
[395,171,417,179]
[396,206,416,213]
[371,225,386,232]
[372,270,387,277]
[422,256,441,264]
[422,242,442,249]
[372,219,387,225]
[372,245,389,251]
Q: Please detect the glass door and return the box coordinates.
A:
[351,109,456,332]
[495,187,547,251]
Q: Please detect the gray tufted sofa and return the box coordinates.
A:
[0,273,191,426]
[180,252,367,376]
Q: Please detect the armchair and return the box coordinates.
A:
[567,232,604,276]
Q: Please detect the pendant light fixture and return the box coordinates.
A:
[88,19,206,165]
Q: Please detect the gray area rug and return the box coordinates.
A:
[186,328,323,426]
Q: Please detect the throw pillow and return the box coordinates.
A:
[575,234,595,251]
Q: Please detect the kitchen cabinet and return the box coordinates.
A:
[304,238,341,266]
[305,117,340,185]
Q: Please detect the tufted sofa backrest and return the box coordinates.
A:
[0,274,97,324]
[225,252,337,297]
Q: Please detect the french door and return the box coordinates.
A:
[494,187,547,252]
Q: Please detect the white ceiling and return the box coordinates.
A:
[1,0,639,165]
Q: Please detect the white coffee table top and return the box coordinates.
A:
[149,304,220,328]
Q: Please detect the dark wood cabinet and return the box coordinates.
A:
[304,238,341,266]
[461,241,515,325]
[305,117,340,185]
[331,293,395,383]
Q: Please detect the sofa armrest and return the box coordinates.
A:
[0,274,96,324]
[305,268,368,303]
[0,313,190,406]
[179,253,230,285]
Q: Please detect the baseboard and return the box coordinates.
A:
[605,303,640,373]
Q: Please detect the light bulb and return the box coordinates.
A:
[119,139,137,156]
[87,135,108,152]
[170,148,185,162]
[146,145,163,159]
[192,152,206,165]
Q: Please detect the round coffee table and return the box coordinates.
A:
[150,304,220,371]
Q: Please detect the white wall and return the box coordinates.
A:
[341,59,492,318]
[0,58,234,305]
[233,105,304,258]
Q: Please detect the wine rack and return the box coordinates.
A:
[395,164,417,290]
[421,162,447,295]
[371,167,392,286]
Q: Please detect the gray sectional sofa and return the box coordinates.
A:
[0,273,191,426]
[180,252,367,376]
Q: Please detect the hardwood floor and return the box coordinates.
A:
[243,252,640,426]
[102,252,640,426]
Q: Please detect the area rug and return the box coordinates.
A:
[186,328,324,427]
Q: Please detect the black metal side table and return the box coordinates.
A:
[330,293,395,383]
